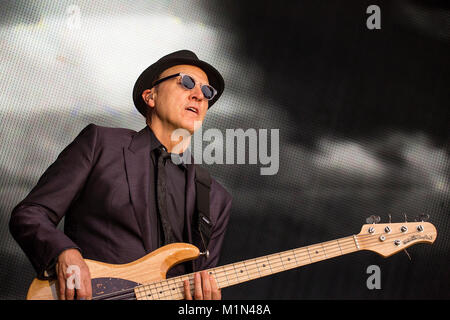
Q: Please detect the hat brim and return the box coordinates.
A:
[133,56,224,118]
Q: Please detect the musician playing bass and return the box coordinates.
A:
[10,50,232,300]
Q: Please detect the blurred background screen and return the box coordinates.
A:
[0,0,449,299]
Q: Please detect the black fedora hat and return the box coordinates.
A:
[132,50,225,118]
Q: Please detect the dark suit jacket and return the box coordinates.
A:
[9,124,232,279]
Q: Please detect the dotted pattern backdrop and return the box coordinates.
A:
[1,0,449,299]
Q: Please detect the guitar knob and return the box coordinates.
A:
[384,226,391,233]
[199,250,210,258]
[400,226,408,232]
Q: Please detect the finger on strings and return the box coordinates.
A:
[184,279,193,300]
[194,272,203,300]
[201,271,212,300]
[210,273,221,300]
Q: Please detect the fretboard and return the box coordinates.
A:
[134,235,360,300]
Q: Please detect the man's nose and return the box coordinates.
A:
[189,84,204,101]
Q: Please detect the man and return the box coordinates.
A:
[9,50,232,300]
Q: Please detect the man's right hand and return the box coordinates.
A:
[56,248,92,300]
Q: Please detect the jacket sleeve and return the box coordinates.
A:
[9,123,98,279]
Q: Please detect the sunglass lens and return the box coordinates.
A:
[201,85,215,100]
[181,75,195,89]
[180,74,216,100]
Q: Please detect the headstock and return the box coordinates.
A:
[356,221,437,257]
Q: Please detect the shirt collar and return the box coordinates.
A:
[147,125,187,170]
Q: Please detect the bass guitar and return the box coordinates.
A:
[26,220,436,300]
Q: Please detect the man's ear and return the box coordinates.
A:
[142,89,156,107]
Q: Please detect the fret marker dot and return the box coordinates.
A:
[262,264,265,267]
[315,251,319,254]
[288,258,291,261]
[240,270,243,273]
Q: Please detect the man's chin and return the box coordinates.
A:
[181,120,203,135]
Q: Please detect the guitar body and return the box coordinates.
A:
[26,243,200,300]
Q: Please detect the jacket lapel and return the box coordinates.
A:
[123,126,152,252]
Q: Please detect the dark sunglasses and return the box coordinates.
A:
[151,73,217,100]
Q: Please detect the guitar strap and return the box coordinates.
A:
[194,165,212,257]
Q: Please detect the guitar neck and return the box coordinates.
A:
[134,235,361,300]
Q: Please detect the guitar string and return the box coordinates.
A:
[96,231,412,300]
[93,236,359,300]
[143,230,411,300]
[95,230,417,300]
[92,229,423,300]
[138,229,423,300]
[93,238,355,300]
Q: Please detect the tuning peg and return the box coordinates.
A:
[417,214,430,222]
[366,215,381,224]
